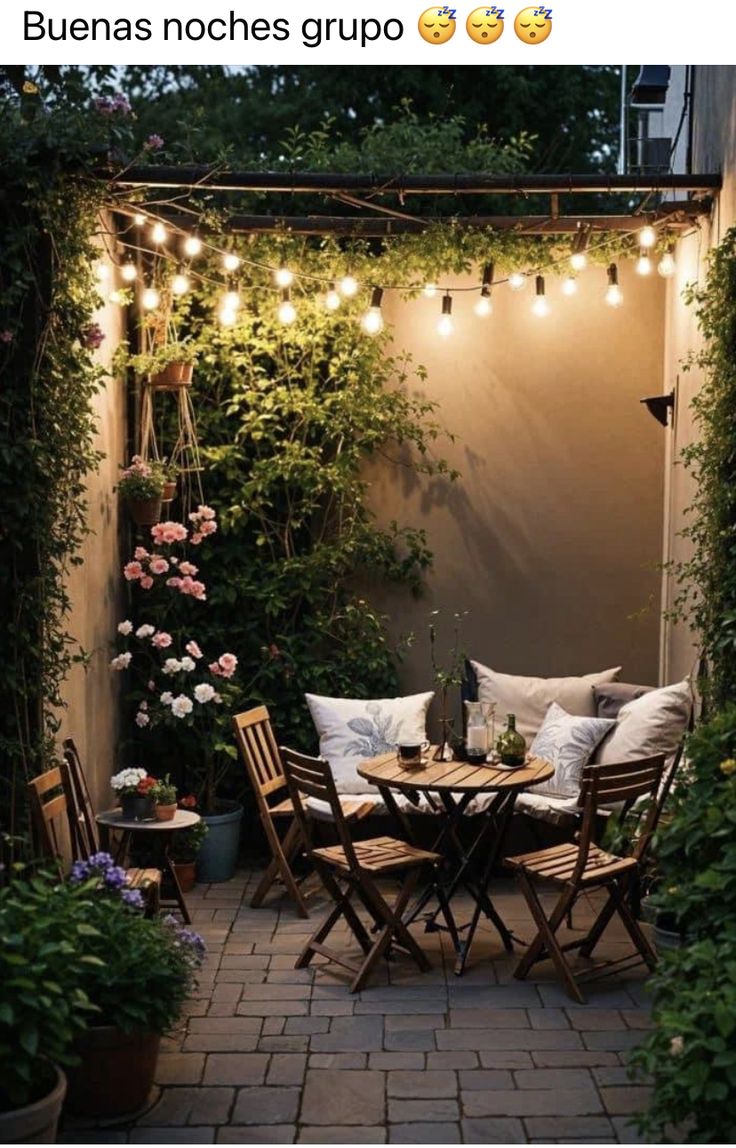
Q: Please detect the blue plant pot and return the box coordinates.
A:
[196,800,244,883]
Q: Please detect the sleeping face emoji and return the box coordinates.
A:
[418,7,457,42]
[466,7,505,43]
[514,6,552,42]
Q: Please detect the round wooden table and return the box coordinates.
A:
[96,808,201,923]
[358,751,554,975]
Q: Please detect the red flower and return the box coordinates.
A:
[179,794,197,809]
[137,775,158,794]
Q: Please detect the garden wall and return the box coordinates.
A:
[368,261,666,695]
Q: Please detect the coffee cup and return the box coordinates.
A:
[397,741,429,766]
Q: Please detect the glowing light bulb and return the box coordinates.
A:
[474,295,493,317]
[509,272,526,291]
[570,252,587,272]
[141,287,160,310]
[636,251,652,276]
[561,276,578,297]
[275,267,294,288]
[605,264,623,307]
[133,213,146,227]
[325,288,341,311]
[218,307,237,327]
[278,299,297,325]
[532,276,549,317]
[172,273,190,296]
[339,274,359,298]
[183,235,202,257]
[108,290,124,305]
[95,261,110,283]
[121,262,138,283]
[151,222,167,244]
[436,294,454,337]
[423,283,438,299]
[223,253,240,272]
[658,251,676,278]
[223,290,240,311]
[361,308,384,335]
[639,225,656,249]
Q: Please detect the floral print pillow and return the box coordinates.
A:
[531,702,615,798]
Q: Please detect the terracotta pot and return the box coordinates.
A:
[127,496,162,527]
[0,1064,66,1144]
[150,361,193,389]
[154,802,177,821]
[161,479,177,502]
[65,1027,160,1118]
[171,860,196,893]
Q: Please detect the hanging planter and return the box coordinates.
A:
[150,360,194,390]
[117,457,167,529]
[127,496,163,527]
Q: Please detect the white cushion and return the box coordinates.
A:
[470,660,621,746]
[593,680,693,765]
[530,703,615,798]
[515,789,581,826]
[305,691,434,795]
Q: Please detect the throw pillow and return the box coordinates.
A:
[470,660,621,746]
[593,681,654,721]
[593,680,693,765]
[305,691,434,795]
[530,702,615,798]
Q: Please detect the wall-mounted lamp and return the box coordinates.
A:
[640,390,675,426]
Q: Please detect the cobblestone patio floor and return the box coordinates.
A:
[62,867,654,1145]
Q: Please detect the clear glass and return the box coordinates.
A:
[465,701,489,762]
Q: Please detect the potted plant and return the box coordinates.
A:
[128,342,198,390]
[169,805,209,892]
[150,774,178,821]
[117,455,167,527]
[63,853,205,1118]
[110,767,157,821]
[110,505,246,882]
[161,457,178,503]
[0,873,96,1142]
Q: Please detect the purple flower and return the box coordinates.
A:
[81,323,105,350]
[102,865,128,890]
[94,93,131,117]
[120,888,145,910]
[144,134,164,151]
[0,330,13,344]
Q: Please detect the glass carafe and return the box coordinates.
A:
[465,701,489,763]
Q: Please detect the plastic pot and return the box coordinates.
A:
[171,860,196,893]
[150,362,193,389]
[120,794,155,821]
[65,1027,160,1118]
[127,497,162,527]
[196,800,244,883]
[0,1064,66,1144]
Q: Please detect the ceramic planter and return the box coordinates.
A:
[154,802,177,822]
[196,800,244,883]
[150,362,193,389]
[120,793,155,821]
[0,1064,66,1144]
[65,1026,160,1118]
[127,496,162,527]
[161,479,177,502]
[171,860,197,892]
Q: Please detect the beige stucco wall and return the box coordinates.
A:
[368,263,666,700]
[57,245,127,813]
[661,66,736,685]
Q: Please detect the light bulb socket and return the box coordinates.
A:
[441,294,453,316]
[571,224,590,255]
[281,287,292,303]
[481,263,494,290]
[370,287,384,309]
[607,263,619,286]
[535,275,546,297]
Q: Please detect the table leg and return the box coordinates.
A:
[164,845,192,925]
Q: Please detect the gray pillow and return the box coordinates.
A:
[593,682,654,721]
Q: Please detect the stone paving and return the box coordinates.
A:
[62,868,654,1144]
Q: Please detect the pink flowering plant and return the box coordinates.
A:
[112,505,245,811]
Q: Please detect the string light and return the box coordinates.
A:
[361,287,384,335]
[658,247,676,278]
[570,224,589,271]
[172,273,190,296]
[605,263,623,307]
[474,263,494,317]
[638,225,656,249]
[339,274,359,298]
[561,275,578,297]
[183,235,203,257]
[437,294,454,338]
[133,213,146,227]
[278,288,297,325]
[509,272,526,292]
[141,286,160,310]
[532,275,550,318]
[223,253,240,272]
[325,285,341,311]
[121,261,138,283]
[108,290,124,305]
[423,283,438,299]
[635,249,653,276]
[95,261,110,283]
[151,222,167,244]
[275,266,294,289]
[218,305,237,327]
[223,290,240,311]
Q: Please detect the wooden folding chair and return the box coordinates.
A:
[280,746,441,992]
[505,755,665,1003]
[28,762,161,914]
[62,738,98,860]
[233,706,372,917]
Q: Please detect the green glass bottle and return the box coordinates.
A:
[496,713,526,766]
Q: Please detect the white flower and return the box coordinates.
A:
[670,1035,685,1057]
[171,694,194,718]
[180,656,196,672]
[194,682,216,704]
[136,624,155,639]
[135,711,150,727]
[110,767,148,792]
[110,652,132,671]
[160,691,174,706]
[162,658,183,675]
[117,620,133,636]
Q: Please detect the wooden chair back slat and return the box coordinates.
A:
[574,755,665,882]
[27,766,77,869]
[280,746,358,870]
[233,707,286,799]
[62,738,100,860]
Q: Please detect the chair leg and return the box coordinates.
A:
[251,816,309,918]
[514,873,584,1004]
[612,883,658,971]
[350,869,429,993]
[296,864,373,971]
[578,890,618,959]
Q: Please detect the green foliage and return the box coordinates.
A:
[668,228,736,708]
[0,873,98,1110]
[169,817,208,862]
[150,774,177,805]
[117,456,167,500]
